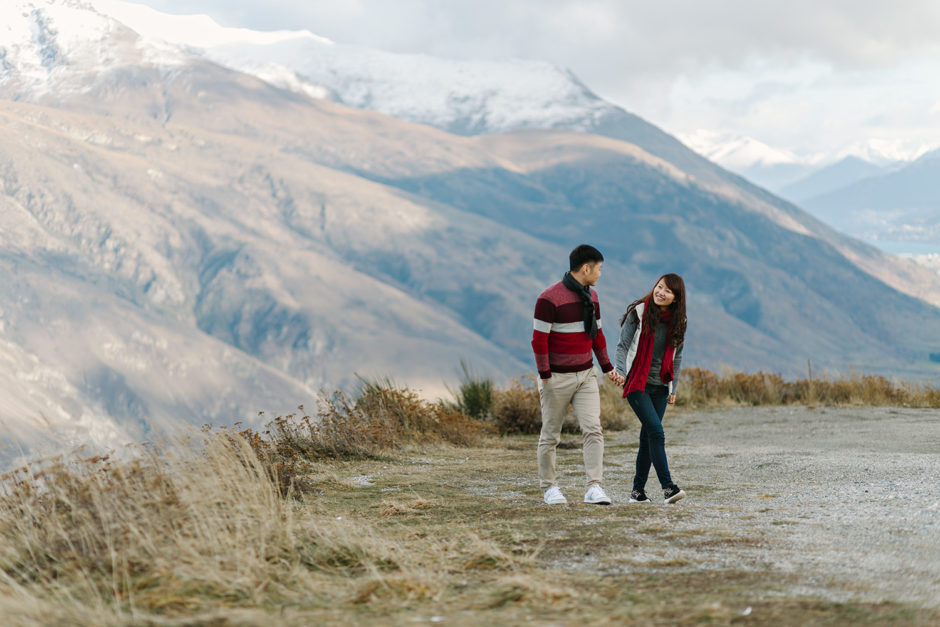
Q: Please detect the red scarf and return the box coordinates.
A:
[623,301,676,397]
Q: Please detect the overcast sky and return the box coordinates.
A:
[138,0,940,165]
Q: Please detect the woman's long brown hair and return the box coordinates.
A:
[619,273,687,346]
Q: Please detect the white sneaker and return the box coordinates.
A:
[543,486,568,505]
[584,484,612,505]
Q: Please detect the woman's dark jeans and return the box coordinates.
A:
[626,383,675,491]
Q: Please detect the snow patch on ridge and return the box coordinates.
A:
[86,0,615,135]
[1,0,192,98]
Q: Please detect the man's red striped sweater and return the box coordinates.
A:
[531,280,614,379]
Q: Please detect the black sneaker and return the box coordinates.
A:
[663,485,686,504]
[629,489,651,503]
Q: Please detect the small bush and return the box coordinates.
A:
[491,375,541,435]
[241,381,492,493]
[598,380,635,431]
[489,373,634,435]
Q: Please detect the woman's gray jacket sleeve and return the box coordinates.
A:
[615,310,638,378]
[672,341,683,395]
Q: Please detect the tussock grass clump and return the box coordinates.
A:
[452,360,495,420]
[680,367,940,407]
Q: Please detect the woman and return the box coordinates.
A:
[615,274,687,504]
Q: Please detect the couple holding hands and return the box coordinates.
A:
[532,244,687,506]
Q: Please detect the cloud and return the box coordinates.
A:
[137,0,940,105]
[137,0,940,160]
[140,1,940,69]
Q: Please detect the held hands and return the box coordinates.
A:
[606,370,625,387]
[667,394,676,404]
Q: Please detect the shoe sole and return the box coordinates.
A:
[629,498,652,503]
[664,490,686,504]
[544,499,568,505]
[584,499,611,505]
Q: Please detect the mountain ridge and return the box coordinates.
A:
[2,0,940,465]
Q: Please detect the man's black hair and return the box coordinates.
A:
[569,244,604,272]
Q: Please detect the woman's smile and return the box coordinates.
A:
[653,280,675,307]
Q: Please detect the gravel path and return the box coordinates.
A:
[599,406,940,608]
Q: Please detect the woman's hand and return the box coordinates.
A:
[667,394,676,404]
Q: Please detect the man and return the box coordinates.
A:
[532,244,625,505]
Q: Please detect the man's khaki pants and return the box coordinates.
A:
[537,369,604,490]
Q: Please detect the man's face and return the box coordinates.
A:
[582,261,602,286]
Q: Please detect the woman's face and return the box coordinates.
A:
[652,278,675,308]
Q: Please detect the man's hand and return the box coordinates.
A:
[667,394,677,404]
[606,370,625,386]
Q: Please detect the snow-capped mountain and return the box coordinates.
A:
[0,1,813,193]
[677,129,814,193]
[678,128,935,195]
[2,0,607,135]
[2,0,940,465]
[0,0,189,100]
[679,129,802,170]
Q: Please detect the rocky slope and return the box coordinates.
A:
[2,0,939,463]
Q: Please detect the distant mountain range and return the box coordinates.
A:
[800,149,940,254]
[778,156,887,203]
[2,0,940,463]
[682,129,931,194]
[678,130,815,193]
[686,130,940,257]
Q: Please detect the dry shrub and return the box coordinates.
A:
[490,374,633,435]
[0,437,284,602]
[923,385,940,407]
[335,381,490,449]
[681,368,722,405]
[491,375,541,435]
[598,380,634,431]
[680,367,940,408]
[727,371,786,405]
[240,382,491,493]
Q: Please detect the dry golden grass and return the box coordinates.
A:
[240,381,491,493]
[1,374,938,625]
[487,367,940,436]
[0,427,517,625]
[0,432,302,623]
[489,373,634,435]
[680,367,940,408]
[490,375,542,435]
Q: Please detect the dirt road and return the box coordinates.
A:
[574,405,940,608]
